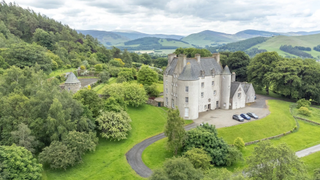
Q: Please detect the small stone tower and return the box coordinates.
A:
[64,72,81,93]
[221,66,231,109]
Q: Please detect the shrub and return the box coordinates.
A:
[144,84,160,97]
[80,65,85,70]
[298,107,311,116]
[183,148,212,170]
[117,76,127,83]
[297,99,311,109]
[66,64,71,68]
[233,137,245,150]
[95,64,103,71]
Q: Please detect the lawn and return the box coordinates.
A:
[142,100,297,170]
[48,68,76,78]
[92,77,117,94]
[43,105,169,180]
[292,106,320,124]
[302,151,320,177]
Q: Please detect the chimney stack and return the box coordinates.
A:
[231,72,236,82]
[175,54,187,74]
[212,53,220,64]
[167,53,177,66]
[195,54,201,64]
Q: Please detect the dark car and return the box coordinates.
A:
[247,112,259,119]
[240,113,251,120]
[232,114,244,122]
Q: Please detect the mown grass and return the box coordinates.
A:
[92,77,116,94]
[292,106,320,124]
[302,151,320,177]
[48,68,76,78]
[143,100,296,171]
[43,105,169,180]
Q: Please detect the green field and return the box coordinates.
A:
[251,34,320,58]
[43,105,168,180]
[292,106,320,123]
[142,100,320,175]
[92,77,117,94]
[302,151,320,177]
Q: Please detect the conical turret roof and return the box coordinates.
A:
[65,72,80,84]
[222,65,231,75]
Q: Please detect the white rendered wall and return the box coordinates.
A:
[197,75,221,113]
[245,85,256,103]
[230,86,246,109]
[220,74,231,109]
[177,80,199,119]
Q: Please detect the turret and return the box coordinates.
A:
[221,66,231,109]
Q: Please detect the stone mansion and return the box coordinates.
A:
[163,53,255,120]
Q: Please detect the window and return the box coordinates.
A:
[214,90,217,96]
[201,82,204,88]
[172,99,174,108]
[166,88,168,94]
[171,83,173,86]
[201,92,204,98]
[166,97,168,106]
[185,97,189,103]
[238,93,241,98]
[212,81,215,86]
[185,86,189,92]
[204,105,207,110]
[185,108,189,117]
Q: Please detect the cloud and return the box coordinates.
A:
[5,0,320,35]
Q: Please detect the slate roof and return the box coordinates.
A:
[178,62,199,81]
[65,72,80,84]
[165,57,223,78]
[241,83,252,93]
[222,65,231,75]
[230,82,241,98]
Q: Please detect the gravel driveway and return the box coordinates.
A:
[194,95,272,128]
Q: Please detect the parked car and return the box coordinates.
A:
[232,114,244,122]
[240,113,251,120]
[247,112,259,119]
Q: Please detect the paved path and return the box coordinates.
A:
[126,123,197,178]
[296,144,320,158]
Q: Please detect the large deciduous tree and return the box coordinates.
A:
[149,157,203,180]
[0,144,42,179]
[245,141,307,180]
[11,123,38,153]
[164,108,185,155]
[96,111,132,141]
[183,148,212,170]
[247,52,281,95]
[137,65,158,85]
[73,88,103,118]
[227,51,250,82]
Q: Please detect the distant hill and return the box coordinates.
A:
[250,33,320,58]
[235,30,280,39]
[115,37,193,51]
[182,30,236,47]
[112,30,184,41]
[77,30,129,46]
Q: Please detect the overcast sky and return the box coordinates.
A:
[6,0,320,35]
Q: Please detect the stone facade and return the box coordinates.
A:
[164,53,255,120]
[64,72,81,93]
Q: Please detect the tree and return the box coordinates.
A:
[203,168,247,180]
[233,137,245,150]
[0,56,9,69]
[95,64,103,71]
[183,148,212,170]
[62,131,98,162]
[137,65,158,85]
[183,123,239,166]
[314,168,320,180]
[122,49,132,67]
[297,98,311,109]
[104,96,127,112]
[96,111,132,141]
[99,71,110,83]
[33,28,54,51]
[73,88,103,118]
[130,52,140,62]
[149,157,203,180]
[38,141,76,170]
[144,84,160,97]
[174,48,212,58]
[140,53,152,64]
[245,141,307,180]
[164,108,185,155]
[247,52,282,95]
[154,57,168,68]
[118,68,134,81]
[2,43,52,72]
[227,51,250,82]
[0,144,42,179]
[11,123,38,153]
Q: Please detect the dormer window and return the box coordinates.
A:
[211,69,215,77]
[200,70,205,77]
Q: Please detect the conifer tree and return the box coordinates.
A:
[164,108,185,155]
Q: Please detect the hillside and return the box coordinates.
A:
[77,30,129,46]
[182,30,236,47]
[250,34,320,58]
[112,30,184,40]
[115,37,193,51]
[235,30,280,39]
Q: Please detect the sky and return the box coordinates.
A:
[6,0,320,35]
